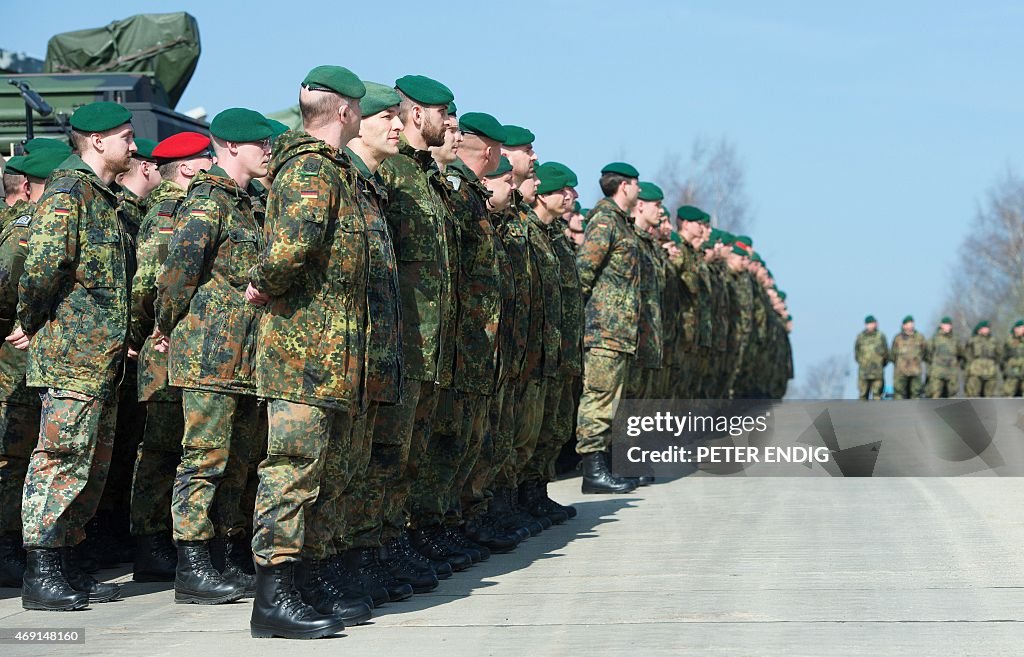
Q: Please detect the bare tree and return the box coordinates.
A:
[658,136,755,235]
[788,354,850,400]
[941,167,1024,335]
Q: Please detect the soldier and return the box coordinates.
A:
[1003,321,1024,397]
[0,149,66,588]
[247,66,372,639]
[963,321,1001,398]
[2,144,70,230]
[575,162,642,494]
[925,316,962,398]
[855,315,889,400]
[890,315,928,399]
[127,132,212,582]
[156,109,273,605]
[17,102,136,610]
[626,182,665,404]
[371,75,464,577]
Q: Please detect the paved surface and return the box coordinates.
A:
[2,476,1023,656]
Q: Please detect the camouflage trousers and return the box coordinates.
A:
[0,400,40,538]
[409,388,475,529]
[362,378,438,544]
[130,400,183,536]
[172,390,261,542]
[522,375,578,484]
[496,377,547,488]
[965,376,997,398]
[892,375,923,400]
[925,375,959,399]
[327,404,376,554]
[97,363,145,525]
[297,404,357,560]
[858,377,884,400]
[462,382,516,520]
[1003,378,1024,397]
[22,390,117,548]
[576,348,631,455]
[444,394,488,526]
[250,399,347,565]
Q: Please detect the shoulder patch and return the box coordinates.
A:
[447,175,461,191]
[13,214,32,227]
[50,176,81,195]
[191,182,214,199]
[302,158,322,175]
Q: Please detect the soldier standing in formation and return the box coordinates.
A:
[925,317,961,398]
[890,316,928,400]
[964,321,1000,398]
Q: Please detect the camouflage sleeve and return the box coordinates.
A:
[0,225,29,334]
[129,211,162,349]
[18,190,79,336]
[251,155,333,297]
[155,196,221,336]
[854,333,862,362]
[575,217,614,303]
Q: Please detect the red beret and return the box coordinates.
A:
[152,132,212,161]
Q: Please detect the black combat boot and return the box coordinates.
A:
[77,513,122,569]
[133,532,176,582]
[222,534,256,598]
[487,489,531,541]
[539,482,577,519]
[409,526,472,572]
[355,548,413,602]
[174,540,245,604]
[437,526,483,563]
[0,535,26,587]
[381,539,439,593]
[250,562,346,640]
[581,452,637,494]
[63,546,122,602]
[294,558,372,625]
[322,553,377,608]
[399,531,452,579]
[464,514,520,554]
[446,525,491,561]
[521,480,569,525]
[505,487,546,534]
[21,548,89,611]
[339,549,390,607]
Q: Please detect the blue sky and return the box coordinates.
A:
[7,1,1023,396]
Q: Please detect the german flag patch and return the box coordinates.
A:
[54,208,70,216]
[18,238,28,246]
[157,211,173,218]
[190,209,207,217]
[158,226,173,235]
[300,190,318,200]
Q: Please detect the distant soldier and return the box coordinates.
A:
[890,315,928,399]
[1003,321,1024,396]
[963,321,1001,398]
[925,316,962,398]
[855,315,888,399]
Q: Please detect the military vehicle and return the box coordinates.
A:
[1,12,208,156]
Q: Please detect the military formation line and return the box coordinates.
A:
[0,66,792,639]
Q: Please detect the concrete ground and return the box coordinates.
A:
[2,476,1023,656]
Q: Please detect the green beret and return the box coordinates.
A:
[902,315,914,324]
[637,181,664,202]
[718,230,735,244]
[940,316,953,324]
[580,208,591,217]
[484,155,512,178]
[975,320,989,333]
[14,149,70,179]
[699,240,714,250]
[677,205,710,223]
[670,231,684,246]
[3,155,27,176]
[447,101,457,116]
[600,162,639,178]
[787,314,793,321]
[210,108,274,143]
[302,65,366,98]
[133,138,158,161]
[267,119,290,140]
[69,101,132,133]
[502,125,535,147]
[573,200,582,214]
[778,290,787,300]
[395,74,453,106]
[23,138,71,155]
[459,112,507,142]
[731,245,748,257]
[360,81,402,117]
[544,161,578,187]
[535,163,569,195]
[751,253,764,263]
[1015,320,1024,328]
[865,315,876,324]
[735,235,753,247]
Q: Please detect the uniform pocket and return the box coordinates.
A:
[227,228,259,287]
[585,348,627,393]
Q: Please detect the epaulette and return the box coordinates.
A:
[190,181,215,199]
[50,175,81,195]
[13,214,32,228]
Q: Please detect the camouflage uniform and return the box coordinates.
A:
[925,330,962,399]
[623,226,663,401]
[156,165,264,544]
[890,330,928,400]
[855,329,889,399]
[127,179,186,536]
[18,155,131,548]
[371,137,456,541]
[575,198,639,454]
[1002,333,1024,397]
[706,260,731,398]
[963,333,1001,398]
[0,205,38,543]
[727,271,755,397]
[669,241,702,398]
[333,148,402,553]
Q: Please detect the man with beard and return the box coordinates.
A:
[247,67,375,639]
[575,163,642,493]
[372,76,468,574]
[156,109,273,605]
[17,102,136,610]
